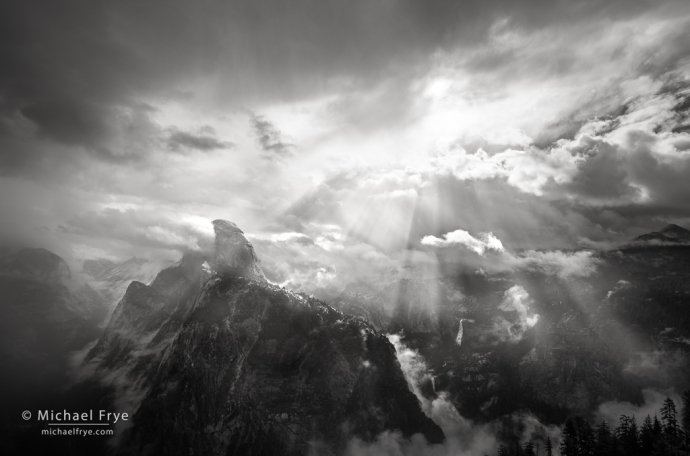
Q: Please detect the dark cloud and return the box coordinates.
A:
[0,0,149,174]
[166,128,233,152]
[546,100,690,225]
[1,0,670,141]
[563,139,638,200]
[21,99,111,147]
[250,114,294,160]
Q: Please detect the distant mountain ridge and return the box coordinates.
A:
[82,257,161,319]
[0,247,107,325]
[0,247,71,283]
[634,223,690,243]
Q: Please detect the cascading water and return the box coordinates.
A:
[455,319,475,346]
[387,334,466,435]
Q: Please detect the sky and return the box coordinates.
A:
[1,0,690,292]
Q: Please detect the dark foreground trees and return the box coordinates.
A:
[493,393,690,455]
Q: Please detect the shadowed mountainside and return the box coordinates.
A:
[83,220,443,455]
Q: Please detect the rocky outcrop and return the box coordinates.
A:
[212,219,267,282]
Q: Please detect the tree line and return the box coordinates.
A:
[494,390,690,456]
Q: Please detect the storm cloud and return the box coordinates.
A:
[1,0,690,291]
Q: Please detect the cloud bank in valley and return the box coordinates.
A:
[421,227,600,280]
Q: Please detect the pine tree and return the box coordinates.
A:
[596,420,612,455]
[616,414,639,456]
[661,397,679,445]
[628,415,639,456]
[514,440,525,456]
[561,417,579,456]
[545,437,553,456]
[652,415,663,438]
[498,443,509,456]
[608,433,621,456]
[524,440,536,456]
[576,416,595,456]
[682,389,690,446]
[615,414,626,439]
[640,415,656,456]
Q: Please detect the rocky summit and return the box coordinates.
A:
[212,219,267,282]
[82,220,442,455]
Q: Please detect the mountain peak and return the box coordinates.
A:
[660,223,690,237]
[634,223,690,244]
[212,219,266,282]
[212,219,244,235]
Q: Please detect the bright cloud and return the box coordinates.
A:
[421,230,504,255]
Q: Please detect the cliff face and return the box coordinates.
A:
[82,220,443,455]
[212,219,267,282]
[85,251,208,407]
